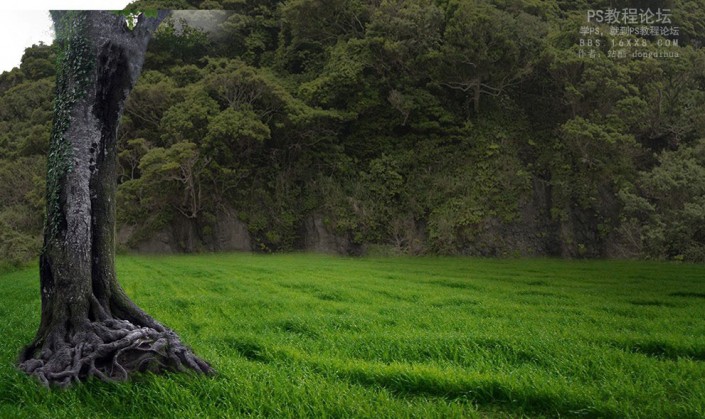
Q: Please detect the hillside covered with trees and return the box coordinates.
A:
[2,0,705,266]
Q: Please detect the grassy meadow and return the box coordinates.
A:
[0,253,704,418]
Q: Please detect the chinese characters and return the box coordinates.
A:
[579,8,680,60]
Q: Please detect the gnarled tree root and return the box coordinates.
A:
[18,319,213,387]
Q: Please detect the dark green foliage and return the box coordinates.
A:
[216,0,281,66]
[620,139,705,261]
[2,1,705,264]
[0,158,45,266]
[19,43,56,81]
[144,17,212,69]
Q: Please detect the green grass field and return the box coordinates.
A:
[1,254,704,418]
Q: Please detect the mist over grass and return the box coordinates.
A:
[1,254,704,417]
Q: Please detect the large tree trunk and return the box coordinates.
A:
[19,11,212,387]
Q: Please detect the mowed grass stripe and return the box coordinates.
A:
[1,253,704,418]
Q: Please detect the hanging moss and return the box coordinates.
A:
[45,11,94,243]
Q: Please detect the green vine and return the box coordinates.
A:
[45,11,94,244]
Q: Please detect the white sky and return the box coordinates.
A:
[0,1,132,74]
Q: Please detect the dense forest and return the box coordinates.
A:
[1,0,705,266]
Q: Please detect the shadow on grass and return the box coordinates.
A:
[471,338,552,368]
[277,319,320,339]
[430,297,479,308]
[526,280,549,286]
[669,292,705,299]
[628,299,675,307]
[430,279,481,291]
[517,290,565,298]
[316,291,348,302]
[223,338,272,363]
[307,359,616,418]
[615,340,705,361]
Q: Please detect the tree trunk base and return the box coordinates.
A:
[18,318,213,387]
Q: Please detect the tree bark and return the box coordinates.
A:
[473,78,481,114]
[19,11,213,387]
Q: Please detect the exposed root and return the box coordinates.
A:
[19,319,213,387]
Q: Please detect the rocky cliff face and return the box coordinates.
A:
[118,209,369,256]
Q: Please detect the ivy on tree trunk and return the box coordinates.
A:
[18,10,213,387]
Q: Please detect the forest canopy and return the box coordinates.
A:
[1,0,705,266]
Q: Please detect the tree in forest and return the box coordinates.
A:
[18,10,213,387]
[439,2,545,114]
